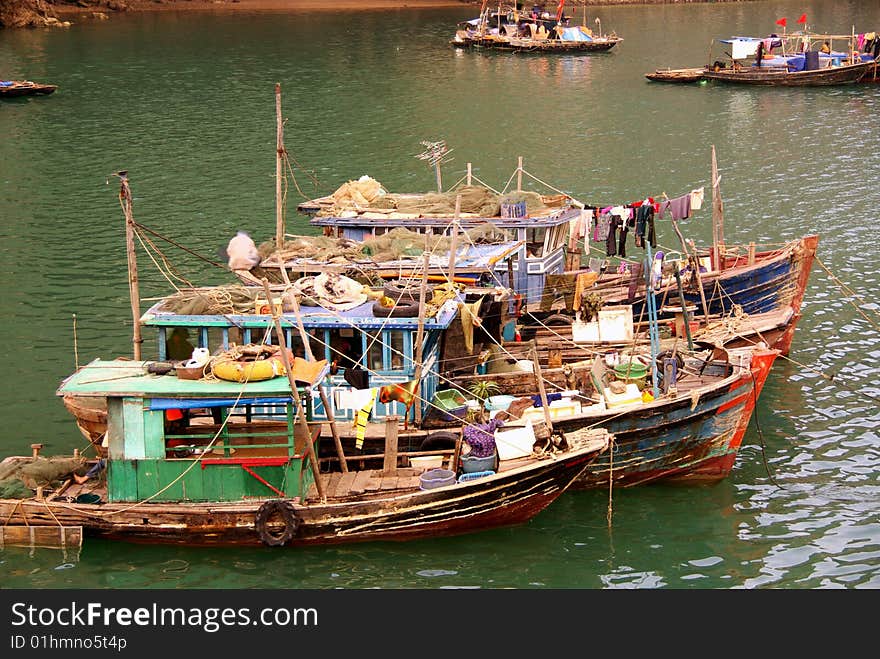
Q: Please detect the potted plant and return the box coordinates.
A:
[466,380,501,423]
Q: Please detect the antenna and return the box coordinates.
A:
[416,140,454,192]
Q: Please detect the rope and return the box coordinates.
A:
[815,255,880,331]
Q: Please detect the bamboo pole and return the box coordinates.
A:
[516,156,523,191]
[412,251,430,426]
[117,172,143,361]
[711,145,724,257]
[530,345,553,433]
[448,194,462,283]
[284,285,348,473]
[669,211,710,322]
[466,162,472,186]
[275,83,285,250]
[261,279,325,501]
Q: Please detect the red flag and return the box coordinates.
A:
[776,17,787,27]
[556,0,565,22]
[797,13,807,24]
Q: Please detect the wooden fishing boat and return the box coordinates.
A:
[701,34,875,86]
[453,343,778,488]
[450,2,621,54]
[1,359,610,548]
[701,59,873,86]
[0,80,57,98]
[645,68,704,83]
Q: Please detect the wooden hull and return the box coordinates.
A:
[453,35,620,53]
[593,235,818,344]
[0,437,607,547]
[559,346,777,488]
[0,81,57,97]
[645,68,704,82]
[701,61,872,86]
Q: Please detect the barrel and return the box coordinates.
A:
[805,50,820,70]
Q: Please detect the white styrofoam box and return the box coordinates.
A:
[494,421,536,460]
[603,383,642,408]
[572,305,634,343]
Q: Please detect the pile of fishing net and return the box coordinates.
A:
[157,285,259,316]
[0,456,86,499]
[316,181,566,219]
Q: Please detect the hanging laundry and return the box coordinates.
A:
[354,389,378,450]
[658,194,691,221]
[593,211,612,242]
[689,187,705,210]
[378,380,420,430]
[606,214,622,257]
[635,203,656,248]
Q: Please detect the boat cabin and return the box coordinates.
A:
[56,360,318,504]
[303,199,579,308]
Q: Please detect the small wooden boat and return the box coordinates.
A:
[0,80,57,98]
[645,68,705,83]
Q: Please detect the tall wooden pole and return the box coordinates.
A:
[275,83,285,251]
[283,284,349,473]
[516,156,523,192]
[117,172,142,361]
[448,194,462,283]
[412,251,430,426]
[530,345,553,433]
[711,145,724,267]
[261,279,325,501]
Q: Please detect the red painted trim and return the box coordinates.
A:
[200,457,291,468]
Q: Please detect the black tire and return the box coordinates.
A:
[420,430,460,451]
[254,500,299,547]
[543,313,573,326]
[372,300,420,317]
[383,280,435,303]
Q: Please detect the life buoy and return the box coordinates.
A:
[211,356,286,383]
[254,500,299,546]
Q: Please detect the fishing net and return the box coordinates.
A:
[0,456,86,497]
[158,285,259,316]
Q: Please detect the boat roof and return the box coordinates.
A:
[265,239,523,272]
[141,294,463,331]
[307,205,579,229]
[56,359,307,399]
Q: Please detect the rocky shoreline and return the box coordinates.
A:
[2,0,731,29]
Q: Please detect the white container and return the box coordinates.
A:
[572,305,634,343]
[603,383,642,408]
[410,455,444,470]
[494,421,536,461]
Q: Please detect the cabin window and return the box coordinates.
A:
[364,331,384,372]
[526,227,547,258]
[389,331,404,370]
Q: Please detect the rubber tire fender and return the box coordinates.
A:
[420,430,460,451]
[254,500,299,546]
[372,300,420,317]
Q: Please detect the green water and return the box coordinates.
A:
[1,0,879,588]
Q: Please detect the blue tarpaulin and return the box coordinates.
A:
[149,397,294,410]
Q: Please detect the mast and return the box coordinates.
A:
[275,83,285,250]
[711,144,724,269]
[116,171,143,361]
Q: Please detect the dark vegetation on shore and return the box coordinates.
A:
[2,0,742,29]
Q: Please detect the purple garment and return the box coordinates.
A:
[658,194,691,221]
[463,418,504,458]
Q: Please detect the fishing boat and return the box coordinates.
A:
[450,2,621,54]
[701,34,875,86]
[1,357,610,548]
[644,68,705,83]
[299,161,579,309]
[0,79,57,98]
[297,151,819,357]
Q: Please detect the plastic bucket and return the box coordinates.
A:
[460,452,497,473]
[419,468,456,490]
